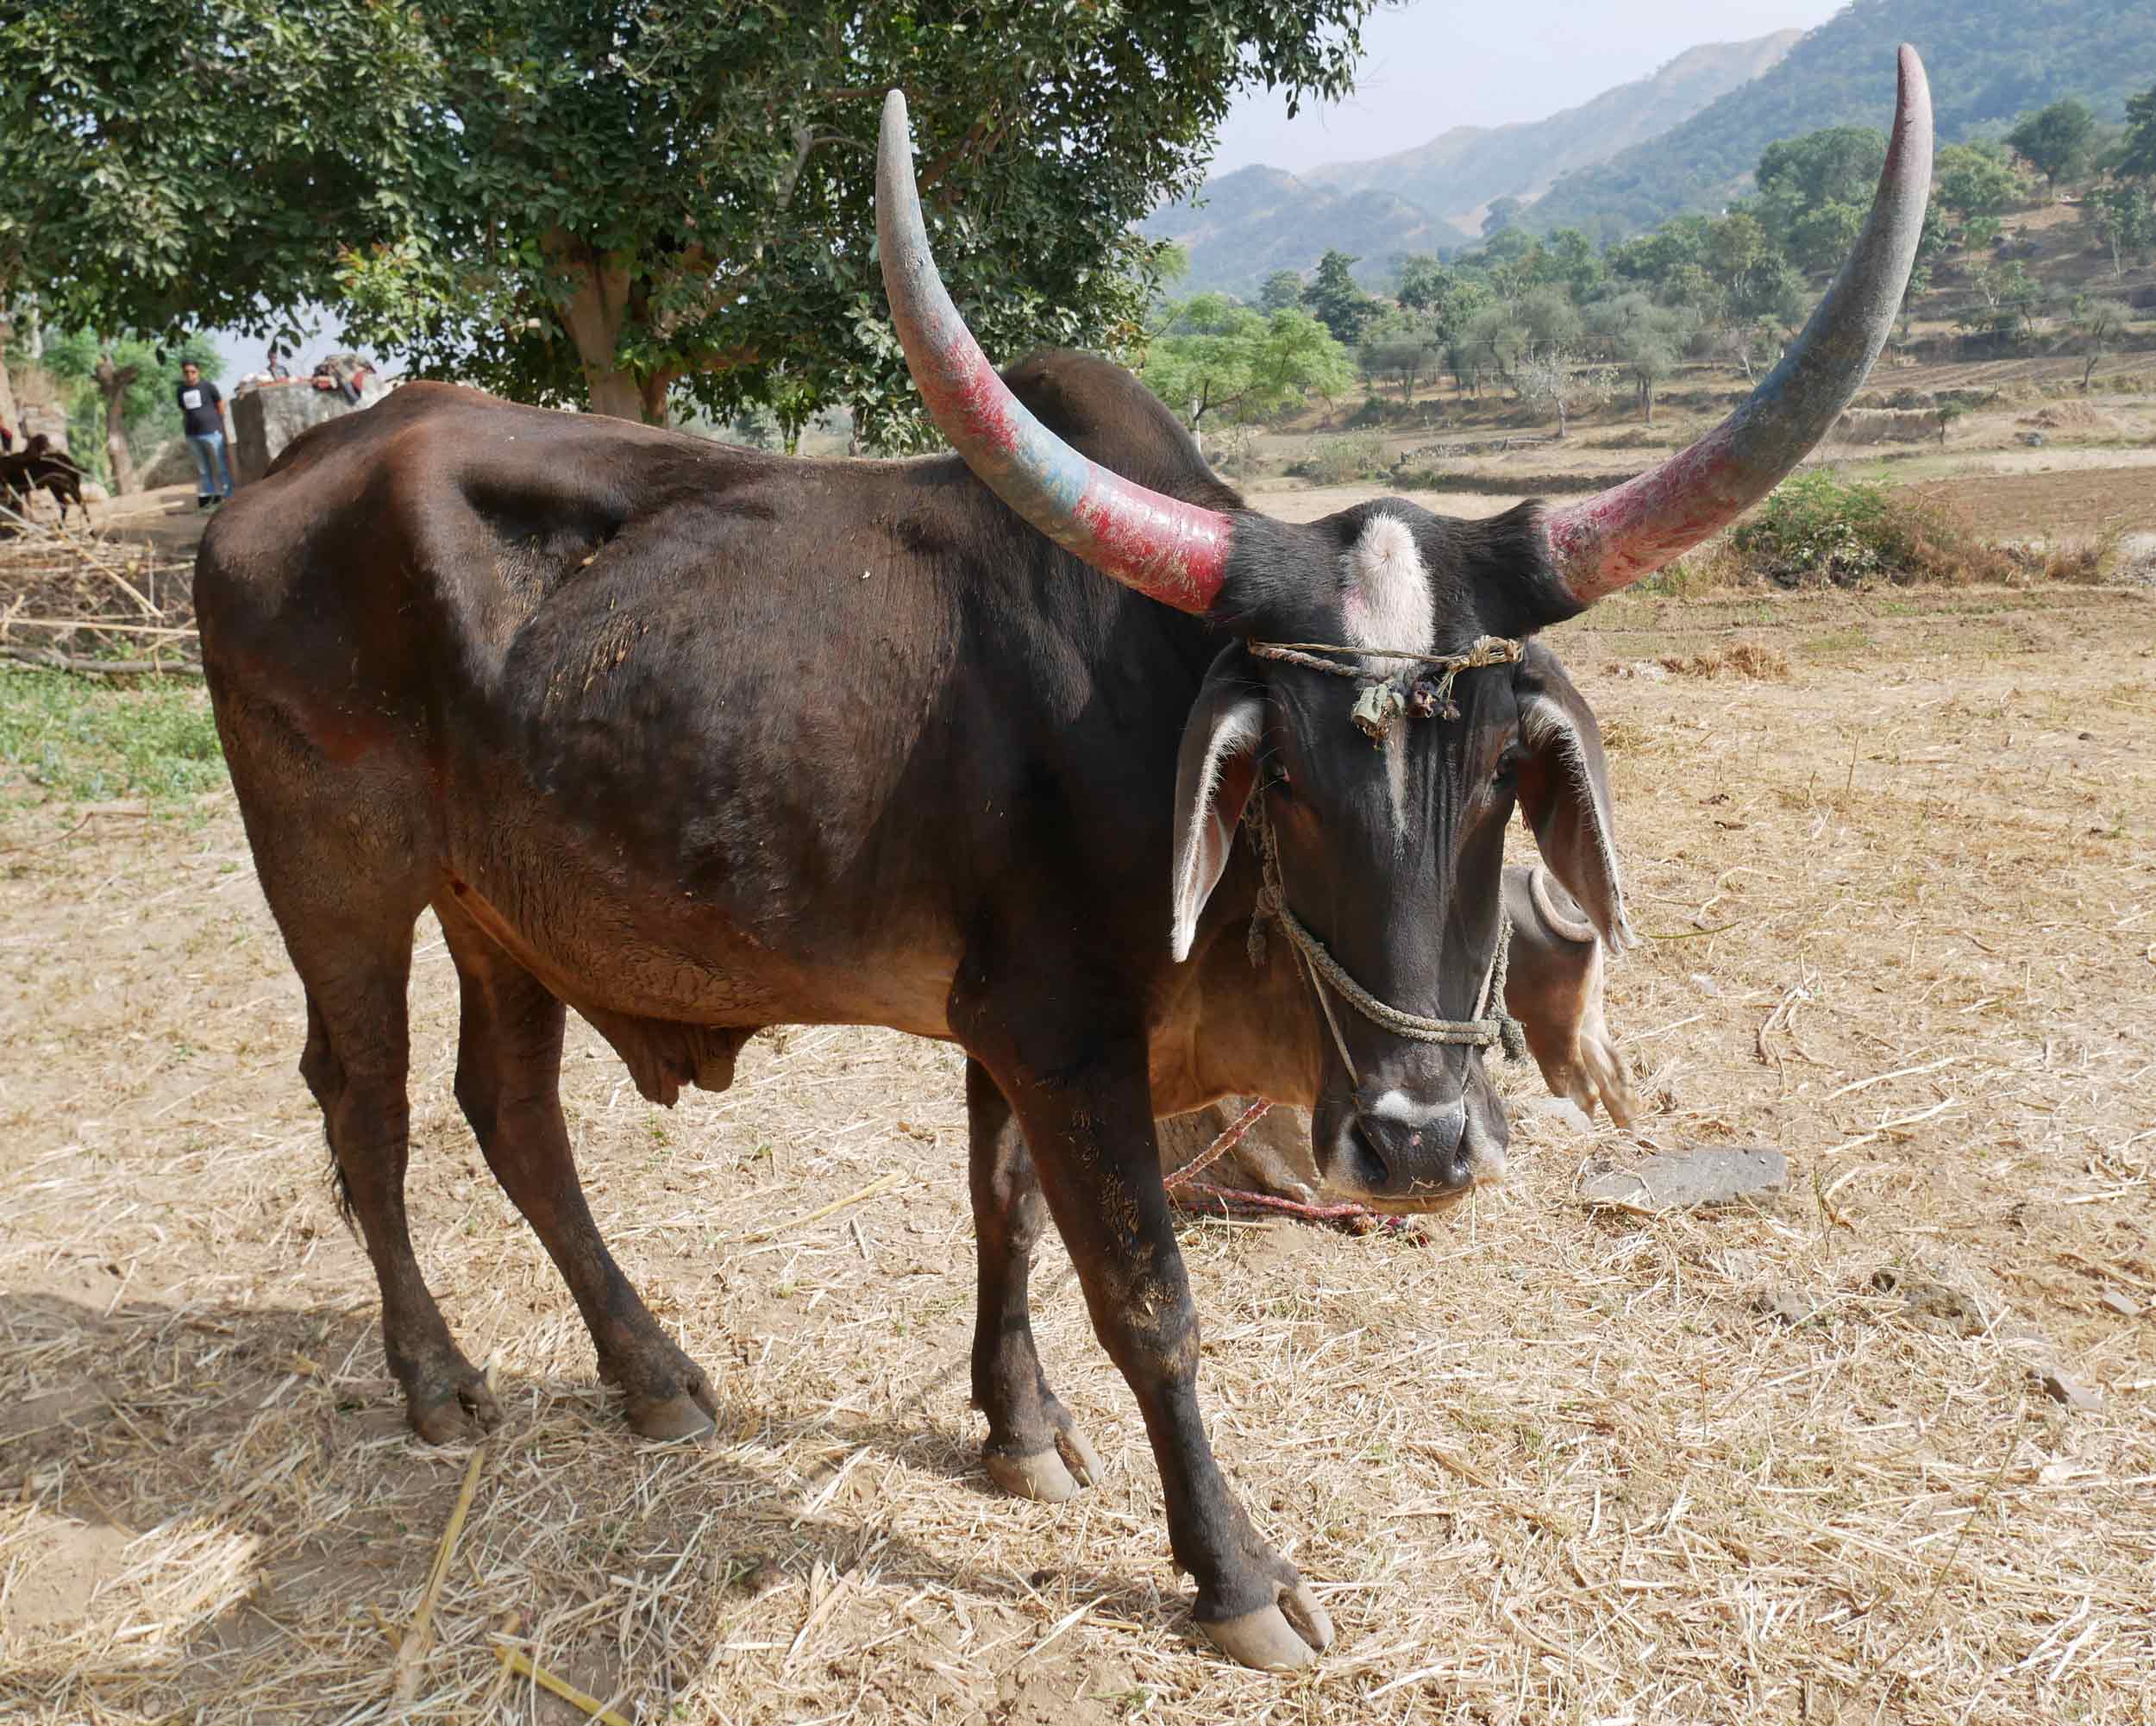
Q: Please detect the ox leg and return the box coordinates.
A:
[964,1058,1104,1502]
[959,1006,1332,1671]
[298,961,501,1444]
[436,895,718,1442]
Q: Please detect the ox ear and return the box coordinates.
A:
[1169,655,1266,963]
[1514,643,1632,954]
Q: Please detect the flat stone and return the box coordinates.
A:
[2100,1289,2141,1318]
[1581,1147,1788,1212]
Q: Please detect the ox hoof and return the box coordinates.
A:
[984,1424,1103,1503]
[1198,1582,1334,1672]
[407,1369,503,1446]
[625,1391,718,1443]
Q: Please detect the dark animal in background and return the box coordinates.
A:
[194,51,1931,1671]
[0,435,89,526]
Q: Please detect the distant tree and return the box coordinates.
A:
[1301,249,1377,345]
[2068,294,2123,390]
[41,329,221,493]
[1258,270,1306,313]
[1587,292,1687,424]
[1514,286,1583,357]
[1544,229,1606,301]
[2007,98,2097,191]
[1357,313,1441,402]
[1936,141,2024,244]
[1463,302,1526,386]
[1140,293,1351,448]
[1756,126,1887,273]
[2087,184,2156,276]
[2122,85,2156,180]
[1482,196,1524,237]
[1515,347,1606,439]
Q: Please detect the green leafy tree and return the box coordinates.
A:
[1482,196,1525,238]
[3,1,1375,431]
[1357,312,1442,402]
[1543,229,1606,301]
[41,330,222,493]
[2122,85,2156,180]
[2087,184,2156,276]
[1392,256,1491,348]
[1139,295,1350,448]
[1756,126,1887,273]
[1300,250,1378,345]
[2006,98,2097,191]
[1935,141,2024,243]
[1258,270,1306,314]
[1586,293,1687,424]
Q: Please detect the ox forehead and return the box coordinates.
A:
[193,47,1931,1679]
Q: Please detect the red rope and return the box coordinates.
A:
[1160,1097,1273,1192]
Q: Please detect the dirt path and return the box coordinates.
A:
[3,587,2152,1724]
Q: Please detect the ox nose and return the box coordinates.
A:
[1344,1096,1474,1201]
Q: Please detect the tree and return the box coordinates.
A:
[1259,271,1306,314]
[2122,85,2156,180]
[1301,250,1377,346]
[3,1,1375,431]
[2007,98,2097,191]
[1482,197,1524,238]
[1936,142,2024,244]
[1515,348,1606,439]
[2068,295,2123,390]
[1357,313,1442,402]
[2088,185,2156,277]
[1756,126,1887,273]
[41,330,222,493]
[1139,296,1350,448]
[1587,293,1686,424]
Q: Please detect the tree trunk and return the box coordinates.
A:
[548,229,669,425]
[93,354,141,495]
[0,304,18,445]
[1555,398,1567,438]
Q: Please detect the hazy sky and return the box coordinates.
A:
[1213,0,1848,175]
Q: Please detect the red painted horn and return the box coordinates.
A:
[1542,46,1934,602]
[876,91,1233,614]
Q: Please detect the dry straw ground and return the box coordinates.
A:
[2,580,2153,1724]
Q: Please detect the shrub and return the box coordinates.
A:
[1288,433,1389,486]
[1731,471,2012,587]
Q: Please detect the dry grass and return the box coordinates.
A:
[2,584,2153,1723]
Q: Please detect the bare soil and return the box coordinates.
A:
[3,574,2152,1723]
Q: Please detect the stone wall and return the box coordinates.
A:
[229,376,390,487]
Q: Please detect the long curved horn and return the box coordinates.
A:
[876,91,1233,614]
[1543,46,1934,602]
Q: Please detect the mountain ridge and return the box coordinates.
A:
[1144,28,1803,294]
[1526,0,2156,240]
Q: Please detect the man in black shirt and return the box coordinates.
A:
[176,360,234,507]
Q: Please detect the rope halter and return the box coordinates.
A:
[1241,633,1530,1079]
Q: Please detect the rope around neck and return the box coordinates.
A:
[1247,793,1527,1073]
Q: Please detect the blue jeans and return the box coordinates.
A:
[186,431,233,499]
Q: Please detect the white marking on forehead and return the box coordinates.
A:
[1340,514,1433,656]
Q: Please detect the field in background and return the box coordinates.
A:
[1,543,2151,1722]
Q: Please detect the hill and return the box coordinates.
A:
[1527,0,2156,241]
[1309,31,1800,235]
[1142,167,1469,298]
[1145,29,1801,294]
